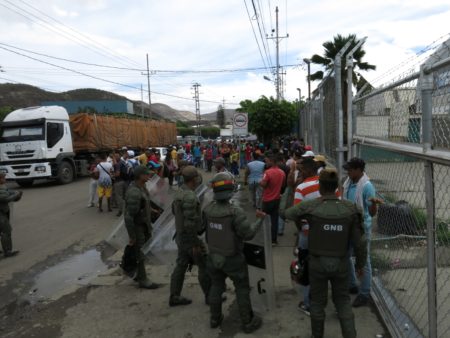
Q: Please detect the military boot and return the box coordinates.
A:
[4,250,19,258]
[138,279,160,289]
[242,315,262,334]
[169,295,192,307]
[210,314,224,329]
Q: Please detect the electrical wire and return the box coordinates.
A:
[0,1,138,69]
[243,0,272,76]
[251,0,273,70]
[0,45,242,105]
[16,0,143,68]
[0,42,298,74]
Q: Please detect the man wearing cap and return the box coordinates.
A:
[136,148,152,166]
[170,166,210,306]
[343,157,383,307]
[285,169,367,338]
[0,173,22,258]
[213,157,229,174]
[314,155,327,174]
[203,171,265,333]
[124,166,160,289]
[302,150,315,159]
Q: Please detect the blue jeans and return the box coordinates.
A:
[349,229,372,297]
[278,216,285,234]
[297,231,310,307]
[240,155,247,169]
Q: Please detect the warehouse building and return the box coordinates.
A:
[41,100,134,115]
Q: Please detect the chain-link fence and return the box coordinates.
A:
[352,38,450,338]
[306,35,450,338]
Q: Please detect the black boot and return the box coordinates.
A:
[4,250,19,258]
[169,295,192,307]
[210,314,224,329]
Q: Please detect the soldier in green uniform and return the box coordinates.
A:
[124,166,160,289]
[203,172,265,333]
[169,165,210,306]
[0,173,22,258]
[285,169,367,338]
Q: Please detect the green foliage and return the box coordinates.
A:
[437,221,450,246]
[200,126,220,138]
[176,120,189,128]
[237,96,297,143]
[216,105,225,128]
[177,126,219,138]
[309,33,376,85]
[177,127,195,137]
[0,106,14,121]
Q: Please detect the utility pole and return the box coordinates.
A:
[267,6,288,102]
[192,83,201,137]
[140,84,144,117]
[146,53,152,119]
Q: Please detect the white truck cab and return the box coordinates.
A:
[0,106,78,187]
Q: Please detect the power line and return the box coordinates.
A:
[16,0,143,68]
[243,0,271,75]
[251,0,273,70]
[0,1,138,69]
[0,42,299,74]
[0,45,240,105]
[0,42,144,71]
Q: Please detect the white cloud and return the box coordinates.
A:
[0,0,449,113]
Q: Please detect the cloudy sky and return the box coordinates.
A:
[0,0,449,113]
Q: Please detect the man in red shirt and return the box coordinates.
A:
[245,143,253,163]
[260,151,286,245]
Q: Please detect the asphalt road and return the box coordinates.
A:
[0,178,116,284]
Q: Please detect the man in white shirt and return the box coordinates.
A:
[95,153,114,212]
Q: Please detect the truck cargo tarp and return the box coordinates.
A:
[69,113,177,152]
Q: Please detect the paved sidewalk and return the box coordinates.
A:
[59,184,388,338]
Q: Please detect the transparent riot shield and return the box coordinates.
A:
[141,183,212,264]
[106,175,175,250]
[244,215,276,313]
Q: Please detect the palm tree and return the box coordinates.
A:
[309,34,376,84]
[308,34,376,144]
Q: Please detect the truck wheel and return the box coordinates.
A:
[57,161,74,184]
[17,179,34,188]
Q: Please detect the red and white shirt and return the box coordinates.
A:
[294,176,320,205]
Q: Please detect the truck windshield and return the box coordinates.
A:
[1,126,45,142]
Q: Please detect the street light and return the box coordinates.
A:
[263,76,272,82]
[303,58,311,101]
[296,88,302,138]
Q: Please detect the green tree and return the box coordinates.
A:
[237,96,297,144]
[216,104,225,128]
[176,120,189,128]
[0,106,14,121]
[309,34,376,140]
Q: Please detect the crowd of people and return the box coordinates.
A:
[81,136,383,337]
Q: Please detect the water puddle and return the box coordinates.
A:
[26,249,108,303]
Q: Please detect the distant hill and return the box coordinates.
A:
[201,108,237,123]
[0,83,195,121]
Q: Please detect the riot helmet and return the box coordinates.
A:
[181,165,203,187]
[210,172,235,200]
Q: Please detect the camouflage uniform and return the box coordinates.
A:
[203,172,263,333]
[0,184,21,255]
[170,179,210,304]
[124,181,153,286]
[285,191,367,338]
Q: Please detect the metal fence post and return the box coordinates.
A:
[319,86,325,154]
[421,65,437,338]
[334,40,352,184]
